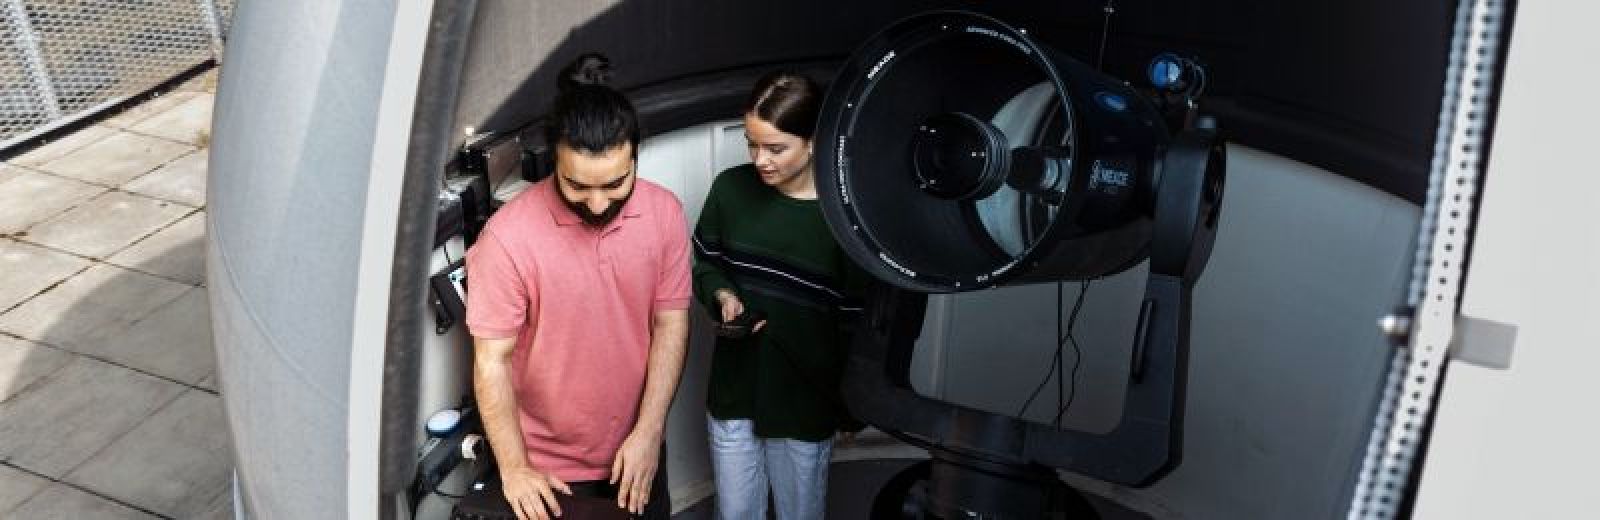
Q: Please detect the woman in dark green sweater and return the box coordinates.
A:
[693,71,864,520]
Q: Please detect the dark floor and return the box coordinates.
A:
[673,458,1150,519]
[673,495,714,519]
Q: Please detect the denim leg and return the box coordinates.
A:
[764,437,833,520]
[708,416,768,520]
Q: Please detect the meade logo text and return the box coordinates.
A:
[1089,160,1131,194]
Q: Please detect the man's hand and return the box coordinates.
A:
[476,335,562,519]
[501,466,572,520]
[609,429,662,515]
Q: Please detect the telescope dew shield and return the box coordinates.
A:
[816,10,1170,292]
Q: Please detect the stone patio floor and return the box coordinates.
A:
[0,68,232,519]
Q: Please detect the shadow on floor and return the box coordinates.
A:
[0,231,231,519]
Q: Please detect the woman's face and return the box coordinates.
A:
[744,112,812,187]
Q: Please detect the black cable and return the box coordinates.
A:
[1016,286,1069,420]
[1016,332,1062,418]
[1054,282,1064,427]
[1053,281,1092,426]
[1095,0,1118,71]
[413,449,483,513]
[1018,280,1093,422]
[1054,336,1085,426]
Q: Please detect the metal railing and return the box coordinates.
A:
[0,0,231,150]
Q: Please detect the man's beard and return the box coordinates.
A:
[565,189,632,227]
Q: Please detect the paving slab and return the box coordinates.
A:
[0,461,52,514]
[77,288,213,385]
[65,390,231,518]
[0,238,91,312]
[107,210,206,285]
[0,356,185,478]
[0,163,22,184]
[6,483,158,519]
[0,335,74,403]
[0,263,190,352]
[6,125,117,168]
[123,150,207,207]
[104,91,198,130]
[0,169,107,234]
[191,486,235,520]
[24,191,191,259]
[131,93,214,146]
[33,131,194,186]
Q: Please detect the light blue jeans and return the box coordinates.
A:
[708,416,833,520]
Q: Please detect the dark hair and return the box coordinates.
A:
[545,53,640,155]
[745,71,821,140]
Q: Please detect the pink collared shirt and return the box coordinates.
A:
[465,177,691,481]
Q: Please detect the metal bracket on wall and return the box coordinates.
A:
[1450,315,1517,370]
[1381,309,1518,370]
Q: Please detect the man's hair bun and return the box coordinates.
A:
[558,52,613,92]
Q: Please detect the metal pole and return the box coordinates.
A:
[4,0,62,120]
[198,0,225,61]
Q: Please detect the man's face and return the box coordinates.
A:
[555,142,636,227]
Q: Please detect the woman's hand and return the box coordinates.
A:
[836,430,857,448]
[714,289,744,323]
[715,289,766,333]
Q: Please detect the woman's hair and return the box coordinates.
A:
[545,53,640,155]
[745,70,822,140]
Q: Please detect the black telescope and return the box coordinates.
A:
[816,11,1225,519]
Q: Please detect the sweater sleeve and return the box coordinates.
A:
[692,170,740,315]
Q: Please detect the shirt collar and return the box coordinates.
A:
[544,177,644,228]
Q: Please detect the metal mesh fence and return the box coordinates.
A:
[0,0,227,149]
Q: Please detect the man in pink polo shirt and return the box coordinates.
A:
[466,55,689,520]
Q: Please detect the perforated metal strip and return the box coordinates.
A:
[1347,0,1507,518]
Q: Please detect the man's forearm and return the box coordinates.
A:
[633,310,689,436]
[474,338,530,472]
